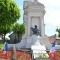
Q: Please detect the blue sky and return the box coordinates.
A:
[13,0,60,36]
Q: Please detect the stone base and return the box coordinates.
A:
[8,35,51,50]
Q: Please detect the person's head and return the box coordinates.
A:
[34,25,37,28]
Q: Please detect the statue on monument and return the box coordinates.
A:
[31,25,40,36]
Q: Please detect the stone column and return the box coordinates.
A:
[41,16,45,36]
[27,16,31,37]
[23,15,28,37]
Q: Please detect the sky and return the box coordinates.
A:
[10,0,60,36]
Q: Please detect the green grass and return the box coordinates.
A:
[0,44,4,48]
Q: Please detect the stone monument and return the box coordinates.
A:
[8,0,51,51]
[22,0,51,49]
[8,0,51,59]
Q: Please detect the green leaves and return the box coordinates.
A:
[0,0,20,27]
[0,25,12,41]
[12,23,25,35]
[0,0,21,41]
[12,23,25,42]
[56,28,60,37]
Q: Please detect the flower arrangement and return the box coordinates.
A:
[34,53,49,59]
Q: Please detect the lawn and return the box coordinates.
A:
[0,44,4,49]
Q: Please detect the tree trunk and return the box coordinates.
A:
[19,35,22,42]
[17,34,19,43]
[3,34,6,43]
[4,34,5,41]
[58,33,60,37]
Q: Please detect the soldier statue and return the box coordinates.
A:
[31,25,40,36]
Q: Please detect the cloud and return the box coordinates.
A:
[38,0,60,6]
[38,0,60,26]
[45,9,60,26]
[38,0,60,35]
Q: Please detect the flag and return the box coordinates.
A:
[49,42,55,59]
[3,41,8,59]
[49,34,56,53]
[49,34,56,59]
[50,42,55,53]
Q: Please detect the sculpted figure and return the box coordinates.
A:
[31,25,40,35]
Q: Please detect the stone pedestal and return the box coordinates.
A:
[26,35,41,48]
[27,35,48,59]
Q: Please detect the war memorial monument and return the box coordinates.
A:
[8,0,51,59]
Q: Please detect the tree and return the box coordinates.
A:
[0,25,12,42]
[0,0,20,27]
[12,23,25,43]
[56,28,60,37]
[0,0,20,43]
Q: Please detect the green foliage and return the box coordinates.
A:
[12,23,25,35]
[0,25,12,41]
[12,23,25,42]
[0,44,3,48]
[0,0,20,42]
[2,37,10,40]
[56,28,60,37]
[0,26,11,35]
[0,0,20,27]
